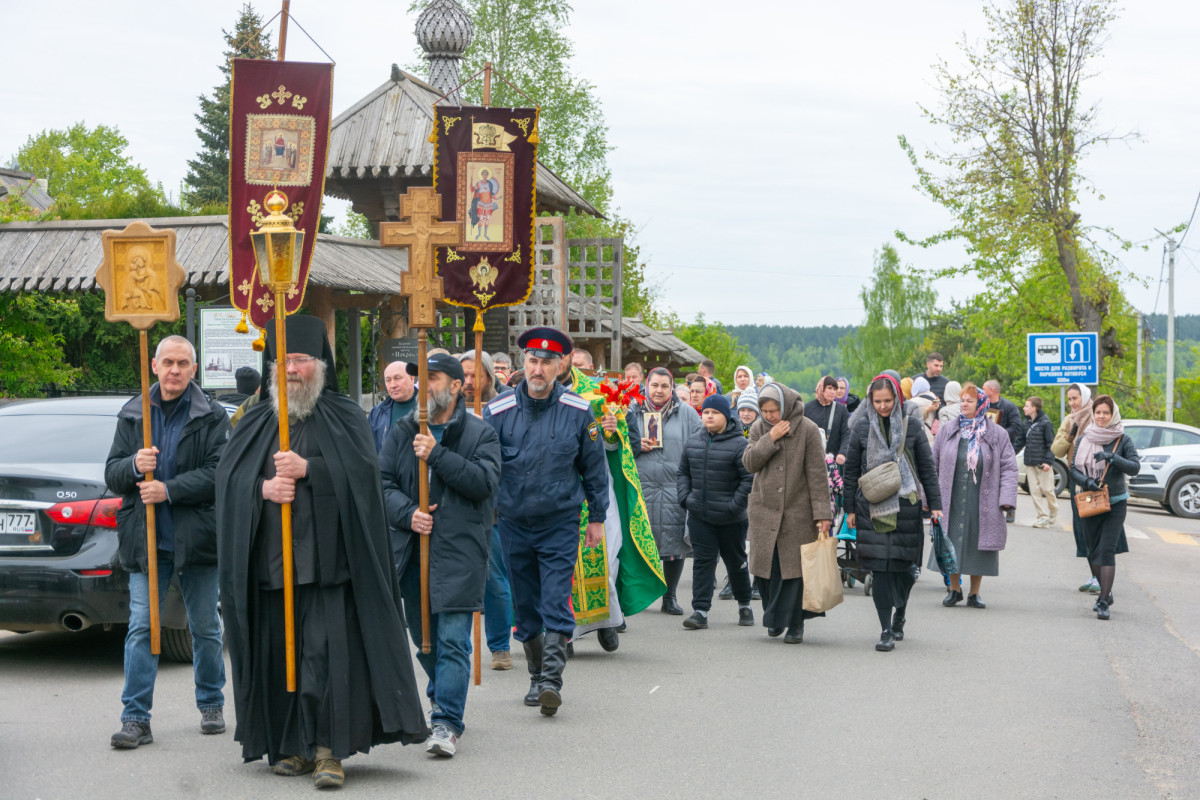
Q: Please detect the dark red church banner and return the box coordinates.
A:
[228,59,333,332]
[431,106,538,311]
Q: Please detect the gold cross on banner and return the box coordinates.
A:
[379,187,461,327]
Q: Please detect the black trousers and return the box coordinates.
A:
[871,569,915,631]
[688,517,752,610]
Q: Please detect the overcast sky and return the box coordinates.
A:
[3,0,1197,330]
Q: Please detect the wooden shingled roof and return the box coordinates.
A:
[0,216,408,294]
[324,68,602,219]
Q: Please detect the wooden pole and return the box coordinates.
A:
[483,61,492,105]
[417,329,432,654]
[472,322,484,685]
[274,293,297,692]
[138,331,161,656]
[278,0,290,60]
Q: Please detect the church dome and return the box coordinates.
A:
[415,0,474,57]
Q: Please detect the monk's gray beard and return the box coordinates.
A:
[428,385,457,420]
[268,360,326,420]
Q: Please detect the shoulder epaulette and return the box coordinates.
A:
[559,392,592,412]
[487,394,517,415]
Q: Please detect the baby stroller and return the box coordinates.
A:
[828,455,872,595]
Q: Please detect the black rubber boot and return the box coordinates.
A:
[538,632,569,716]
[522,635,544,707]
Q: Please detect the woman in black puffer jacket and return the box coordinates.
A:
[676,395,755,631]
[844,375,943,652]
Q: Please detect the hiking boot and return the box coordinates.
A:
[1079,576,1100,593]
[426,723,458,757]
[313,758,344,788]
[490,650,512,670]
[273,755,316,777]
[110,720,153,749]
[200,707,225,734]
[682,611,708,630]
[738,606,754,626]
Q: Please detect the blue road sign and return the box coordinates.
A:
[1027,332,1099,386]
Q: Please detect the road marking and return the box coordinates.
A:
[1151,528,1198,547]
[1124,526,1149,540]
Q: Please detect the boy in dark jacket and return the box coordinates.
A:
[676,394,755,629]
[1023,396,1058,528]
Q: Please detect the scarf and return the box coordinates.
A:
[1066,383,1094,449]
[835,376,850,405]
[958,394,991,481]
[690,377,717,413]
[756,382,785,413]
[1075,401,1124,480]
[863,374,918,532]
[645,391,675,415]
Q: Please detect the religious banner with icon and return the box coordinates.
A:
[430,105,538,311]
[228,58,333,338]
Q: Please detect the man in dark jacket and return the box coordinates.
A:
[380,353,501,758]
[369,360,418,452]
[1023,396,1058,528]
[217,365,261,406]
[677,394,755,630]
[984,380,1027,522]
[804,375,850,463]
[215,316,428,789]
[103,335,231,749]
[911,353,949,401]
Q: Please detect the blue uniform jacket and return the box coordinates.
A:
[483,380,609,530]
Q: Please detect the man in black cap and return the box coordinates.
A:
[215,315,428,789]
[482,326,608,717]
[379,353,500,758]
[217,365,262,406]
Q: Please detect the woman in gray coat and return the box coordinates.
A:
[932,382,1018,609]
[635,367,702,614]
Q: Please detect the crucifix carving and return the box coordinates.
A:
[379,187,461,327]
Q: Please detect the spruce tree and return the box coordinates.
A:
[182,4,275,209]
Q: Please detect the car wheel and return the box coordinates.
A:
[1168,473,1200,519]
[1053,461,1069,497]
[161,626,194,664]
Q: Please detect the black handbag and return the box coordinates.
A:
[932,519,958,575]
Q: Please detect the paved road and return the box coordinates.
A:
[2,494,1197,799]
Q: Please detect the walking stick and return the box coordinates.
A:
[138,331,161,656]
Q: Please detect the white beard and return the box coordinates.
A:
[268,360,326,421]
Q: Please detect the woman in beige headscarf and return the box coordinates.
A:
[1051,383,1108,594]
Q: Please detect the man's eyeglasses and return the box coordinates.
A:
[284,356,318,366]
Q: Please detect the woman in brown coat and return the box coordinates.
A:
[743,383,832,643]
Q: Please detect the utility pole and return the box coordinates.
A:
[1136,311,1143,390]
[1166,237,1176,423]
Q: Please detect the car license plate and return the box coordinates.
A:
[0,512,38,536]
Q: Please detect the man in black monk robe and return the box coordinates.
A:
[216,315,427,789]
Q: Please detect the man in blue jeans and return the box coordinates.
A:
[103,335,231,748]
[484,524,514,668]
[380,354,501,757]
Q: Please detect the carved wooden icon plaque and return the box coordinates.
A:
[94,221,186,330]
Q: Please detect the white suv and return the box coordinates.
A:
[1130,441,1200,519]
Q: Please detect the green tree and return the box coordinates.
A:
[671,313,758,391]
[183,3,275,208]
[330,210,373,239]
[14,123,153,208]
[841,243,936,389]
[898,0,1133,359]
[0,293,81,396]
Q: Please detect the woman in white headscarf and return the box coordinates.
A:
[1067,395,1140,620]
[937,381,962,429]
[1051,382,1106,593]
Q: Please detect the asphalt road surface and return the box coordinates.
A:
[2,494,1197,799]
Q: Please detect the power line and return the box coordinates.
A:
[1177,189,1200,248]
[1177,246,1200,279]
[1151,243,1167,318]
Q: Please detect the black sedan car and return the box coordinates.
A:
[0,396,196,661]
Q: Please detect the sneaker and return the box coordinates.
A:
[313,758,344,788]
[490,650,512,670]
[1031,518,1049,529]
[273,755,316,777]
[200,707,225,735]
[738,606,754,626]
[682,611,708,630]
[718,580,733,600]
[1095,600,1110,621]
[426,723,458,757]
[1078,576,1101,593]
[110,720,153,749]
[751,585,761,601]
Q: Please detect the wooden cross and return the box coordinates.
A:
[379,187,461,327]
[378,186,461,654]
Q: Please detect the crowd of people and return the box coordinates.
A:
[101,330,1140,788]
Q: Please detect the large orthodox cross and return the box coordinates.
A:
[378,186,461,654]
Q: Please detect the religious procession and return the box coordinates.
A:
[3,1,1200,798]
